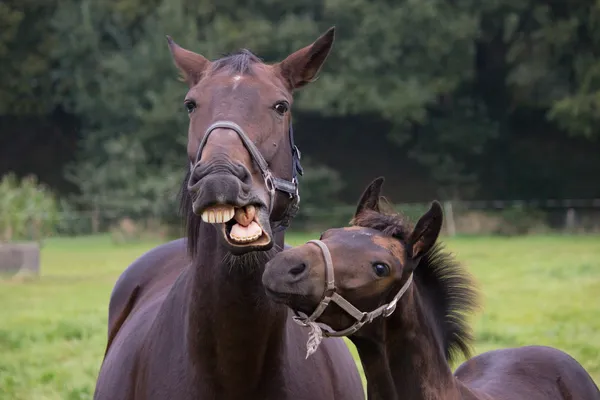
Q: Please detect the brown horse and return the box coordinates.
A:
[93,28,364,400]
[263,177,600,400]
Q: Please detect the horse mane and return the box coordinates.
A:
[351,201,479,363]
[178,169,201,257]
[210,49,263,75]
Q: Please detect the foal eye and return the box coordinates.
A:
[184,100,197,114]
[372,263,390,277]
[273,101,289,115]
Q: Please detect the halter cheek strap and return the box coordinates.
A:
[189,120,302,230]
[272,123,303,232]
[292,239,414,357]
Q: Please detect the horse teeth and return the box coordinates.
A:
[201,211,210,223]
[229,220,263,243]
[229,233,261,243]
[201,206,235,224]
[219,207,235,223]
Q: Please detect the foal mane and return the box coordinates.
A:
[351,202,479,363]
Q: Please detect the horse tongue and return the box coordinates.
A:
[230,221,263,243]
[229,206,262,243]
[234,205,256,227]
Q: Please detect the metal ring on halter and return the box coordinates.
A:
[263,171,276,214]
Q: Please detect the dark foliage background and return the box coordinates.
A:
[2,0,600,230]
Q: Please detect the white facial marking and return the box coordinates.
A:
[232,75,242,89]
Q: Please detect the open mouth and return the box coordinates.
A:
[200,204,270,246]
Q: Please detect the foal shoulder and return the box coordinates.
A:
[455,346,565,380]
[455,346,600,399]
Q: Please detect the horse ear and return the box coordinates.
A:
[275,27,335,90]
[354,177,385,218]
[408,201,443,259]
[166,36,210,87]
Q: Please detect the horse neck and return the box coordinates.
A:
[186,223,288,394]
[352,284,462,400]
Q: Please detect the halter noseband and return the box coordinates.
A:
[189,120,303,232]
[292,239,414,357]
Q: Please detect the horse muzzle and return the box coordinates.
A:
[188,172,274,253]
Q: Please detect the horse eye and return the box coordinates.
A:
[372,263,390,277]
[184,100,196,114]
[273,102,289,115]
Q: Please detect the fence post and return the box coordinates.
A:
[443,201,456,237]
[92,206,100,234]
[565,208,576,233]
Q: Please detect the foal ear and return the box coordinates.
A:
[408,201,443,259]
[166,36,211,87]
[275,27,335,90]
[354,177,385,218]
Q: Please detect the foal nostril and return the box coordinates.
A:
[289,263,307,277]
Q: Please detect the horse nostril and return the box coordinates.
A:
[235,163,252,185]
[188,168,202,189]
[289,263,307,277]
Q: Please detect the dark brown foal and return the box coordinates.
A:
[263,177,600,400]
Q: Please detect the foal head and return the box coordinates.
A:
[264,177,477,360]
[169,28,335,256]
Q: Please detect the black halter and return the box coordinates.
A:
[189,120,303,232]
[274,122,303,232]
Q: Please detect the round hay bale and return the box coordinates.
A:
[0,242,40,277]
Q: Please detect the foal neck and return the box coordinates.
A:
[352,285,462,400]
[187,223,287,396]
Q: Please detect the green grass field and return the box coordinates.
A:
[1,234,599,399]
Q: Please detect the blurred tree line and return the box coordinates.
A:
[1,0,600,229]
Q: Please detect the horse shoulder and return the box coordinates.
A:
[106,238,286,347]
[105,238,189,352]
